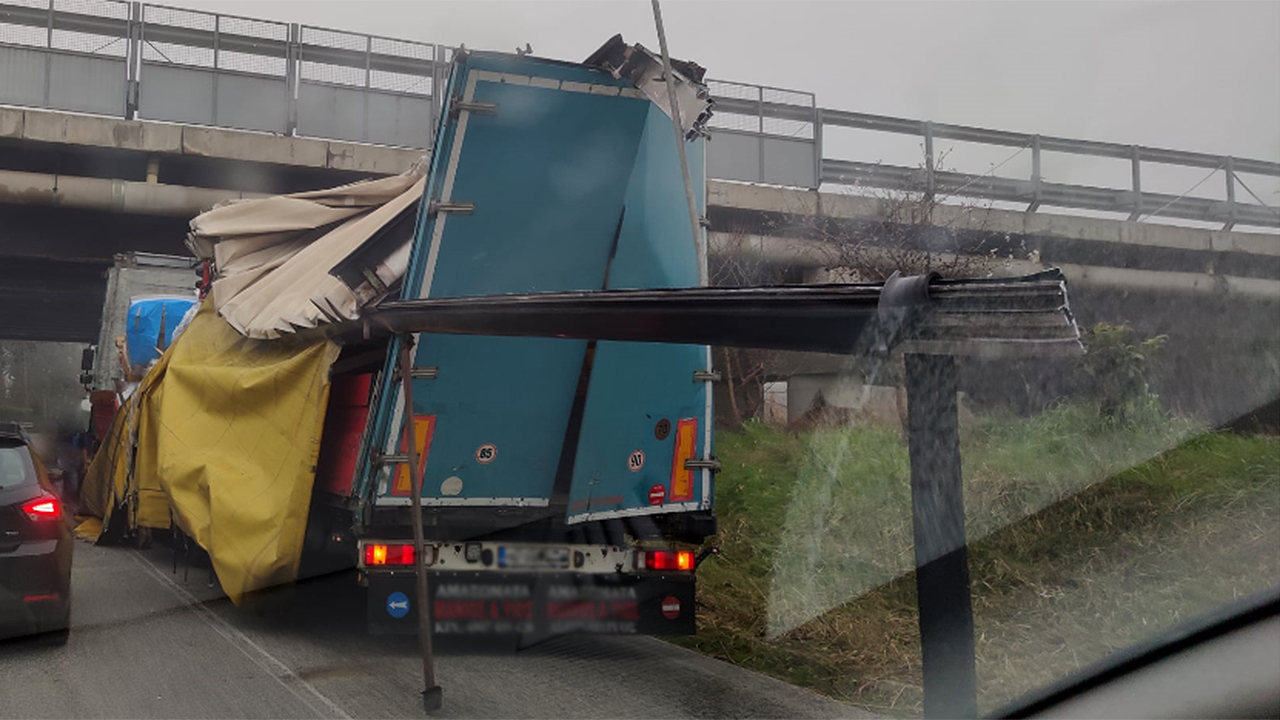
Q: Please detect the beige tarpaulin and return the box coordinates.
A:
[77,300,340,603]
[189,163,426,340]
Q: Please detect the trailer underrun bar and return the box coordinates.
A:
[340,267,1080,718]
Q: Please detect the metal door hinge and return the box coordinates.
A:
[693,370,720,383]
[373,453,409,465]
[427,201,474,217]
[685,457,722,473]
[450,100,497,117]
[390,366,439,382]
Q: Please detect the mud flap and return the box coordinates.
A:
[367,571,695,636]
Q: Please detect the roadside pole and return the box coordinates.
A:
[398,336,443,713]
[904,353,977,719]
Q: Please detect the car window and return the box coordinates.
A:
[0,441,38,490]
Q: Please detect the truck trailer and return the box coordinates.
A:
[80,37,720,638]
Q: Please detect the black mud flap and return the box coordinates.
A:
[367,571,695,636]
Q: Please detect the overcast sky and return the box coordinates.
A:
[160,0,1280,205]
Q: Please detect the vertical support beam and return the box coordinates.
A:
[1224,157,1237,231]
[363,34,372,143]
[126,1,142,119]
[1128,145,1143,220]
[812,106,824,191]
[757,86,766,184]
[285,23,300,136]
[429,46,447,144]
[211,15,220,126]
[1027,134,1042,213]
[42,0,53,108]
[397,337,443,713]
[904,353,977,719]
[923,121,936,206]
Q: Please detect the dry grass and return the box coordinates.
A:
[673,412,1280,716]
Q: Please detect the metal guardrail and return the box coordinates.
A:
[1,0,1276,229]
[0,0,446,147]
[714,95,1280,230]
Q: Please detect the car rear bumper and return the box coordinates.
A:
[0,539,72,640]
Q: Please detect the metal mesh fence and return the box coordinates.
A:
[54,0,127,19]
[51,28,126,56]
[0,22,48,48]
[217,14,287,42]
[301,25,365,52]
[300,26,368,87]
[706,80,762,133]
[370,35,433,62]
[140,39,210,66]
[218,49,286,76]
[4,0,52,10]
[300,59,366,87]
[41,0,127,56]
[370,69,432,96]
[703,81,816,137]
[762,86,814,139]
[140,6,286,74]
[142,4,214,32]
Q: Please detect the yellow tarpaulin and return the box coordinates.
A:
[77,299,340,603]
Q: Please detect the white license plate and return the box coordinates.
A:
[497,545,570,570]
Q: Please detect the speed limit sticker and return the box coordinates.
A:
[475,443,497,464]
[627,450,645,472]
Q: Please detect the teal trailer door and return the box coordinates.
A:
[364,52,711,525]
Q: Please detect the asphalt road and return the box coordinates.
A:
[0,541,866,719]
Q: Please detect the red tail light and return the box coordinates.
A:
[364,542,415,566]
[641,550,696,572]
[22,495,60,522]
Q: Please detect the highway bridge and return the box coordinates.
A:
[1,0,1276,426]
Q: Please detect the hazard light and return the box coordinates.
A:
[364,542,415,566]
[640,549,695,572]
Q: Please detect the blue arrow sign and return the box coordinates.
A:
[386,591,410,619]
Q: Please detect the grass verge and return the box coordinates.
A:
[673,410,1279,716]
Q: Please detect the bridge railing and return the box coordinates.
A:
[711,91,1280,231]
[0,0,446,147]
[2,1,1277,230]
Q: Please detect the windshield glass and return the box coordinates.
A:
[0,1,1276,718]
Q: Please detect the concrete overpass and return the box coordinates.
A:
[0,105,425,342]
[1,0,1276,427]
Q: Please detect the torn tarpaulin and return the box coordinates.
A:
[186,161,426,339]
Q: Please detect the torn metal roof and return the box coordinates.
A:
[352,269,1082,358]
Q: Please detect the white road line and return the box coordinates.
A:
[128,551,352,720]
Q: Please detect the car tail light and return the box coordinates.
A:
[363,542,414,566]
[22,495,61,522]
[641,549,695,572]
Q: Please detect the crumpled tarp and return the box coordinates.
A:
[77,299,340,603]
[188,164,426,340]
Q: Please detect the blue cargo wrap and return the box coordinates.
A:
[125,296,198,366]
[360,52,713,524]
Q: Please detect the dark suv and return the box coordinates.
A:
[0,422,72,645]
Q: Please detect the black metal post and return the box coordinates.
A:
[397,336,443,713]
[904,353,977,719]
